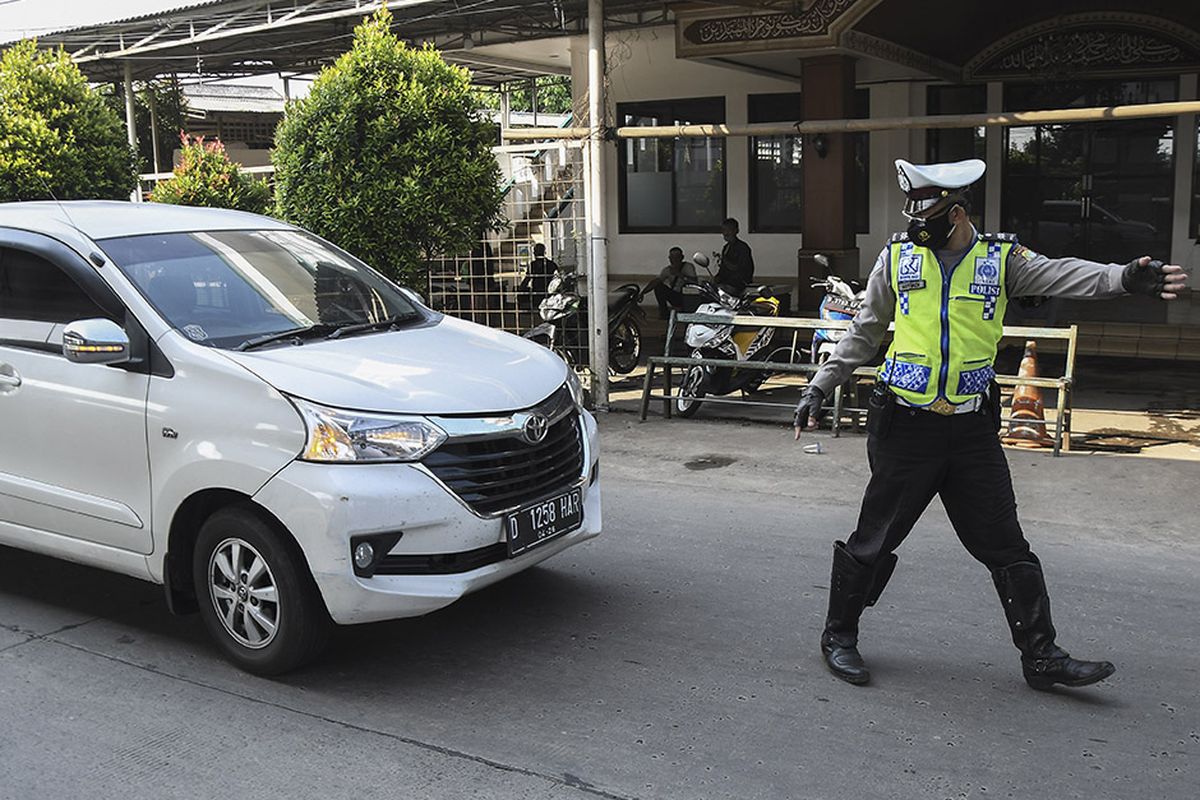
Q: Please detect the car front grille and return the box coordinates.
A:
[423,389,584,516]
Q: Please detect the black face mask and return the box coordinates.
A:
[907,207,956,248]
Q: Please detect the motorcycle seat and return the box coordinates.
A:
[743,299,779,317]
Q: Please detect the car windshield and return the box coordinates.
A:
[100,229,421,349]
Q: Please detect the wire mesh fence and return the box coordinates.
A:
[426,141,592,368]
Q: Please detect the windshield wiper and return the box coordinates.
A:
[325,313,419,340]
[236,323,339,351]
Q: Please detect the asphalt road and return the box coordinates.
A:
[2,414,1197,800]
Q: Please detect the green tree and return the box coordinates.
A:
[273,8,503,287]
[0,39,137,202]
[149,134,271,214]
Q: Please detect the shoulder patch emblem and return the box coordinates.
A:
[1012,244,1037,261]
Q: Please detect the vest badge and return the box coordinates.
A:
[970,255,1001,297]
[897,253,926,291]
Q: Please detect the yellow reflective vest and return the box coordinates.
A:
[878,233,1014,407]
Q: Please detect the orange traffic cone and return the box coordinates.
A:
[1003,340,1053,448]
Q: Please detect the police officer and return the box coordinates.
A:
[793,158,1189,690]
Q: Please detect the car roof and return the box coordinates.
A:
[0,201,293,244]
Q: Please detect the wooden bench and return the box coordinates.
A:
[639,312,1079,455]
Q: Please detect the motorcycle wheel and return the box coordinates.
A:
[609,318,642,375]
[675,364,706,418]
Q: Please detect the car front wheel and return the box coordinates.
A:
[193,505,331,675]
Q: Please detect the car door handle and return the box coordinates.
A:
[0,364,21,390]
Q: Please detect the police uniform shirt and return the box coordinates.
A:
[808,228,1128,398]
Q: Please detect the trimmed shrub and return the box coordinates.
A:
[0,39,137,202]
[149,134,271,214]
[273,7,503,287]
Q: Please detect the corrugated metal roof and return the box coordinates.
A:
[0,1,226,44]
[21,0,655,83]
[182,83,285,114]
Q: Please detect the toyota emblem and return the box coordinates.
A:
[523,413,549,444]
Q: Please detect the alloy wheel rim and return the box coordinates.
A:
[208,537,280,649]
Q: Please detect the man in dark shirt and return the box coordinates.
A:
[520,243,558,306]
[716,218,754,293]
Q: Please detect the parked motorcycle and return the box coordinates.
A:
[674,259,802,418]
[810,253,866,365]
[522,268,645,374]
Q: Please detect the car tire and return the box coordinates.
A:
[193,504,331,675]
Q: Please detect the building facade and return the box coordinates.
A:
[553,2,1199,337]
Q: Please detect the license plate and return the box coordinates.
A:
[505,487,583,557]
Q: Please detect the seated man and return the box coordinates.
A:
[645,246,698,319]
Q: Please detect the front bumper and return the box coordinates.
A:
[253,410,601,625]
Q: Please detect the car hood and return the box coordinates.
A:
[220,315,568,415]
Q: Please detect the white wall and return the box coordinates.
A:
[860,80,928,274]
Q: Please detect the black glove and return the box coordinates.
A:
[1121,258,1166,298]
[793,386,826,430]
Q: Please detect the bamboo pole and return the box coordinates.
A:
[501,100,1200,141]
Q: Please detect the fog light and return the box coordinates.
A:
[353,542,375,570]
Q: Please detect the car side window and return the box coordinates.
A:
[0,247,111,325]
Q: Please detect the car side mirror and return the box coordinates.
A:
[63,318,131,365]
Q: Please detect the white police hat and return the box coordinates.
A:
[895,158,985,217]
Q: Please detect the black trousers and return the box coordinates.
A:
[845,406,1034,570]
[654,285,698,315]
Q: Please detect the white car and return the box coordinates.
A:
[0,201,601,674]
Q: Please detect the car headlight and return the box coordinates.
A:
[291,398,447,462]
[564,369,585,408]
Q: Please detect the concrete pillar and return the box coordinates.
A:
[586,0,609,408]
[798,55,858,310]
[1169,73,1198,326]
[985,81,1003,234]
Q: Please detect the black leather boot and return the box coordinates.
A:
[992,558,1115,691]
[821,542,897,685]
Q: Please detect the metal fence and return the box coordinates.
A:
[425,140,592,367]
